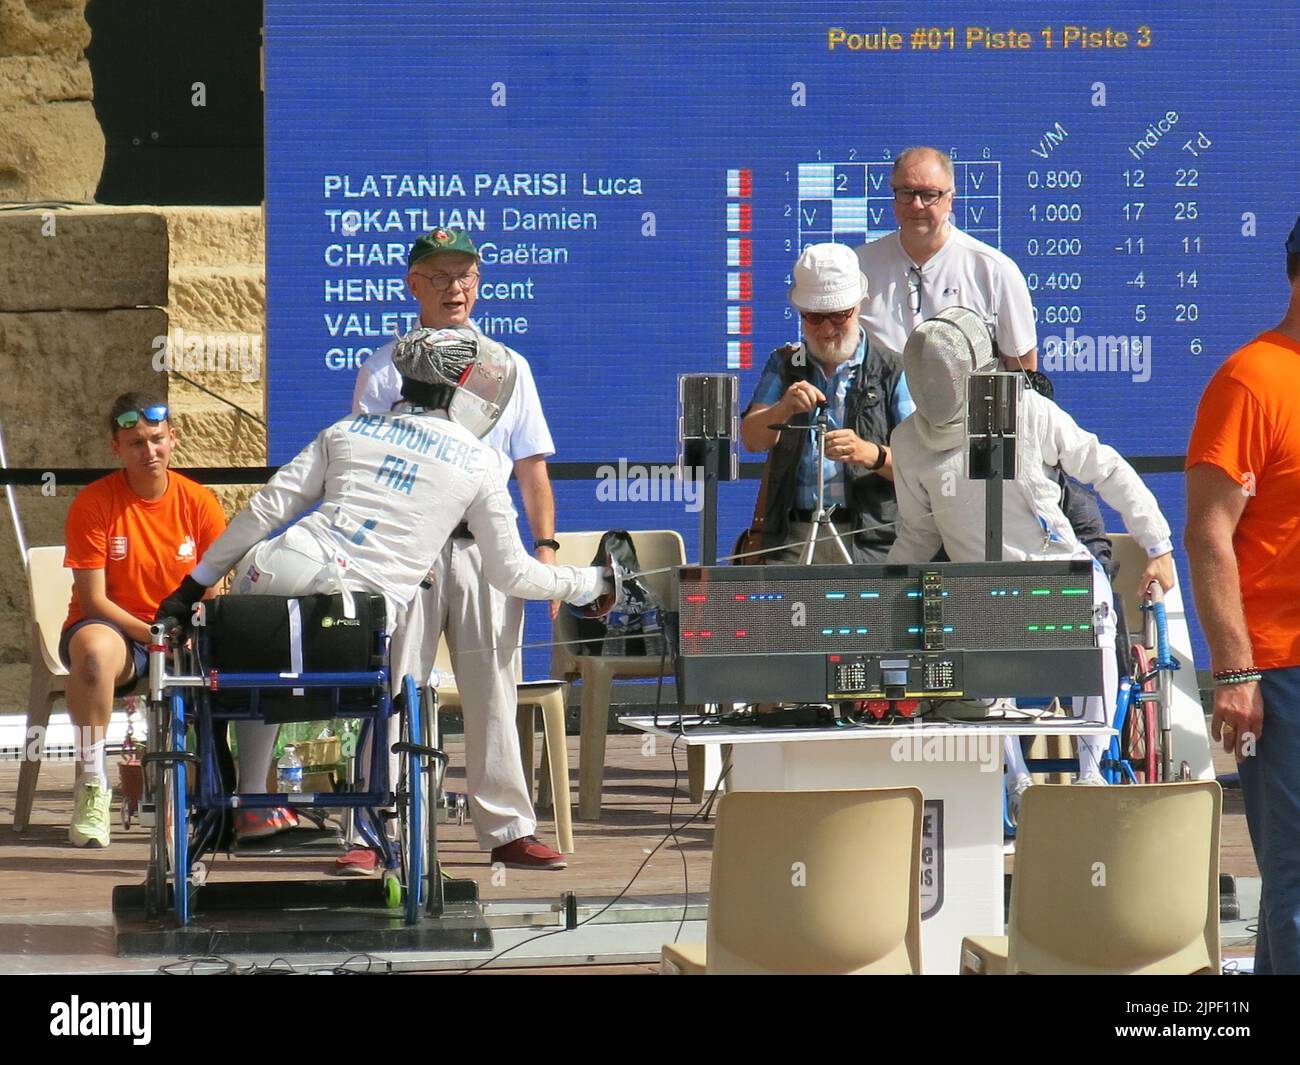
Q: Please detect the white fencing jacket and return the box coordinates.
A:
[886,390,1173,565]
[191,409,604,610]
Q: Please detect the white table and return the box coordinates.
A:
[622,715,1112,974]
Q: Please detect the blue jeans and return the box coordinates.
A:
[1238,664,1300,974]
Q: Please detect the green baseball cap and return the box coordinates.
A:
[408,227,479,266]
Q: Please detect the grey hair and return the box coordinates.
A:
[892,147,955,188]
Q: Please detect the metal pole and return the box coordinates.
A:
[1145,584,1175,783]
[0,417,30,572]
[699,440,718,566]
[984,435,1003,563]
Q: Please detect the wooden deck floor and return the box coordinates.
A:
[0,730,1257,972]
[0,734,717,915]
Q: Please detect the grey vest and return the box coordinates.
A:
[757,341,904,562]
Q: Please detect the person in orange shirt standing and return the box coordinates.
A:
[59,393,226,848]
[1185,217,1300,974]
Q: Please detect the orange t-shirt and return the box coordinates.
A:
[1185,331,1300,669]
[63,470,228,631]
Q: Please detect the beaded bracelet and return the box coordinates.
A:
[1213,671,1263,687]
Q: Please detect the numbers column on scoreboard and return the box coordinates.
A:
[1173,147,1206,358]
[1117,131,1211,367]
[1024,164,1087,340]
[726,168,753,369]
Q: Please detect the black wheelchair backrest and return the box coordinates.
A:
[199,592,387,674]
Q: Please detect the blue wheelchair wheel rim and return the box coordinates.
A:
[403,674,424,924]
[171,691,190,925]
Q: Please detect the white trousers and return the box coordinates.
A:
[390,536,535,850]
[1073,559,1119,779]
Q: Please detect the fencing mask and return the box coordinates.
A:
[902,307,998,451]
[392,326,517,439]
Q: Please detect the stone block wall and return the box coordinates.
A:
[0,0,104,203]
[0,207,171,666]
[0,204,270,671]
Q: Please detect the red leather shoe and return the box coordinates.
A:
[234,806,299,841]
[490,835,567,870]
[333,847,380,877]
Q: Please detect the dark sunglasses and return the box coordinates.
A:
[800,308,858,326]
[114,404,169,429]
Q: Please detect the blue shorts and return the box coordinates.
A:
[59,618,149,695]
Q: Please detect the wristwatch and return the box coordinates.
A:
[534,538,561,551]
[866,443,888,472]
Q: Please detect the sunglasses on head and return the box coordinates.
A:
[114,404,169,429]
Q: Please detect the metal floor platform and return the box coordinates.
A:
[0,894,709,975]
[111,876,491,956]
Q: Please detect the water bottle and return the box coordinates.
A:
[603,608,631,656]
[277,744,304,793]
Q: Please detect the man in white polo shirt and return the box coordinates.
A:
[351,227,567,873]
[856,146,1037,371]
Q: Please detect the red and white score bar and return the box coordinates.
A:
[726,167,753,370]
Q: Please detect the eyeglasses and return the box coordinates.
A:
[114,404,169,429]
[892,187,952,207]
[800,308,858,326]
[907,266,923,314]
[415,269,480,291]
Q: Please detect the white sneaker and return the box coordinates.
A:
[1006,774,1033,827]
[1074,774,1108,786]
[69,779,112,848]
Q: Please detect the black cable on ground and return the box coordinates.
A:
[458,644,729,974]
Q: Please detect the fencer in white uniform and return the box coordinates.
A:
[159,330,607,851]
[884,308,1176,792]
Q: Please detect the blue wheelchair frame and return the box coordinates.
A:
[142,609,444,929]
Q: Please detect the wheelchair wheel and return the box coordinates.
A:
[1125,644,1159,783]
[145,693,191,922]
[397,676,429,924]
[170,690,191,924]
[144,700,172,918]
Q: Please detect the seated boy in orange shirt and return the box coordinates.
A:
[59,393,226,848]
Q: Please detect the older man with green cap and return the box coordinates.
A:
[350,229,567,873]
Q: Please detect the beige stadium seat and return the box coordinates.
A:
[961,781,1221,975]
[428,635,574,853]
[662,788,924,975]
[15,546,74,831]
[551,530,702,820]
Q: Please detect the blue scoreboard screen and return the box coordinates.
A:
[265,1,1300,673]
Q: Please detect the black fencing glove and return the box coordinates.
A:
[156,575,208,635]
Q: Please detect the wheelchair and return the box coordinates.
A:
[136,591,446,928]
[1003,582,1184,834]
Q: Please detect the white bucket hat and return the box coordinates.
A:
[788,243,869,313]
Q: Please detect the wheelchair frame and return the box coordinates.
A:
[1013,582,1182,795]
[137,608,447,929]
